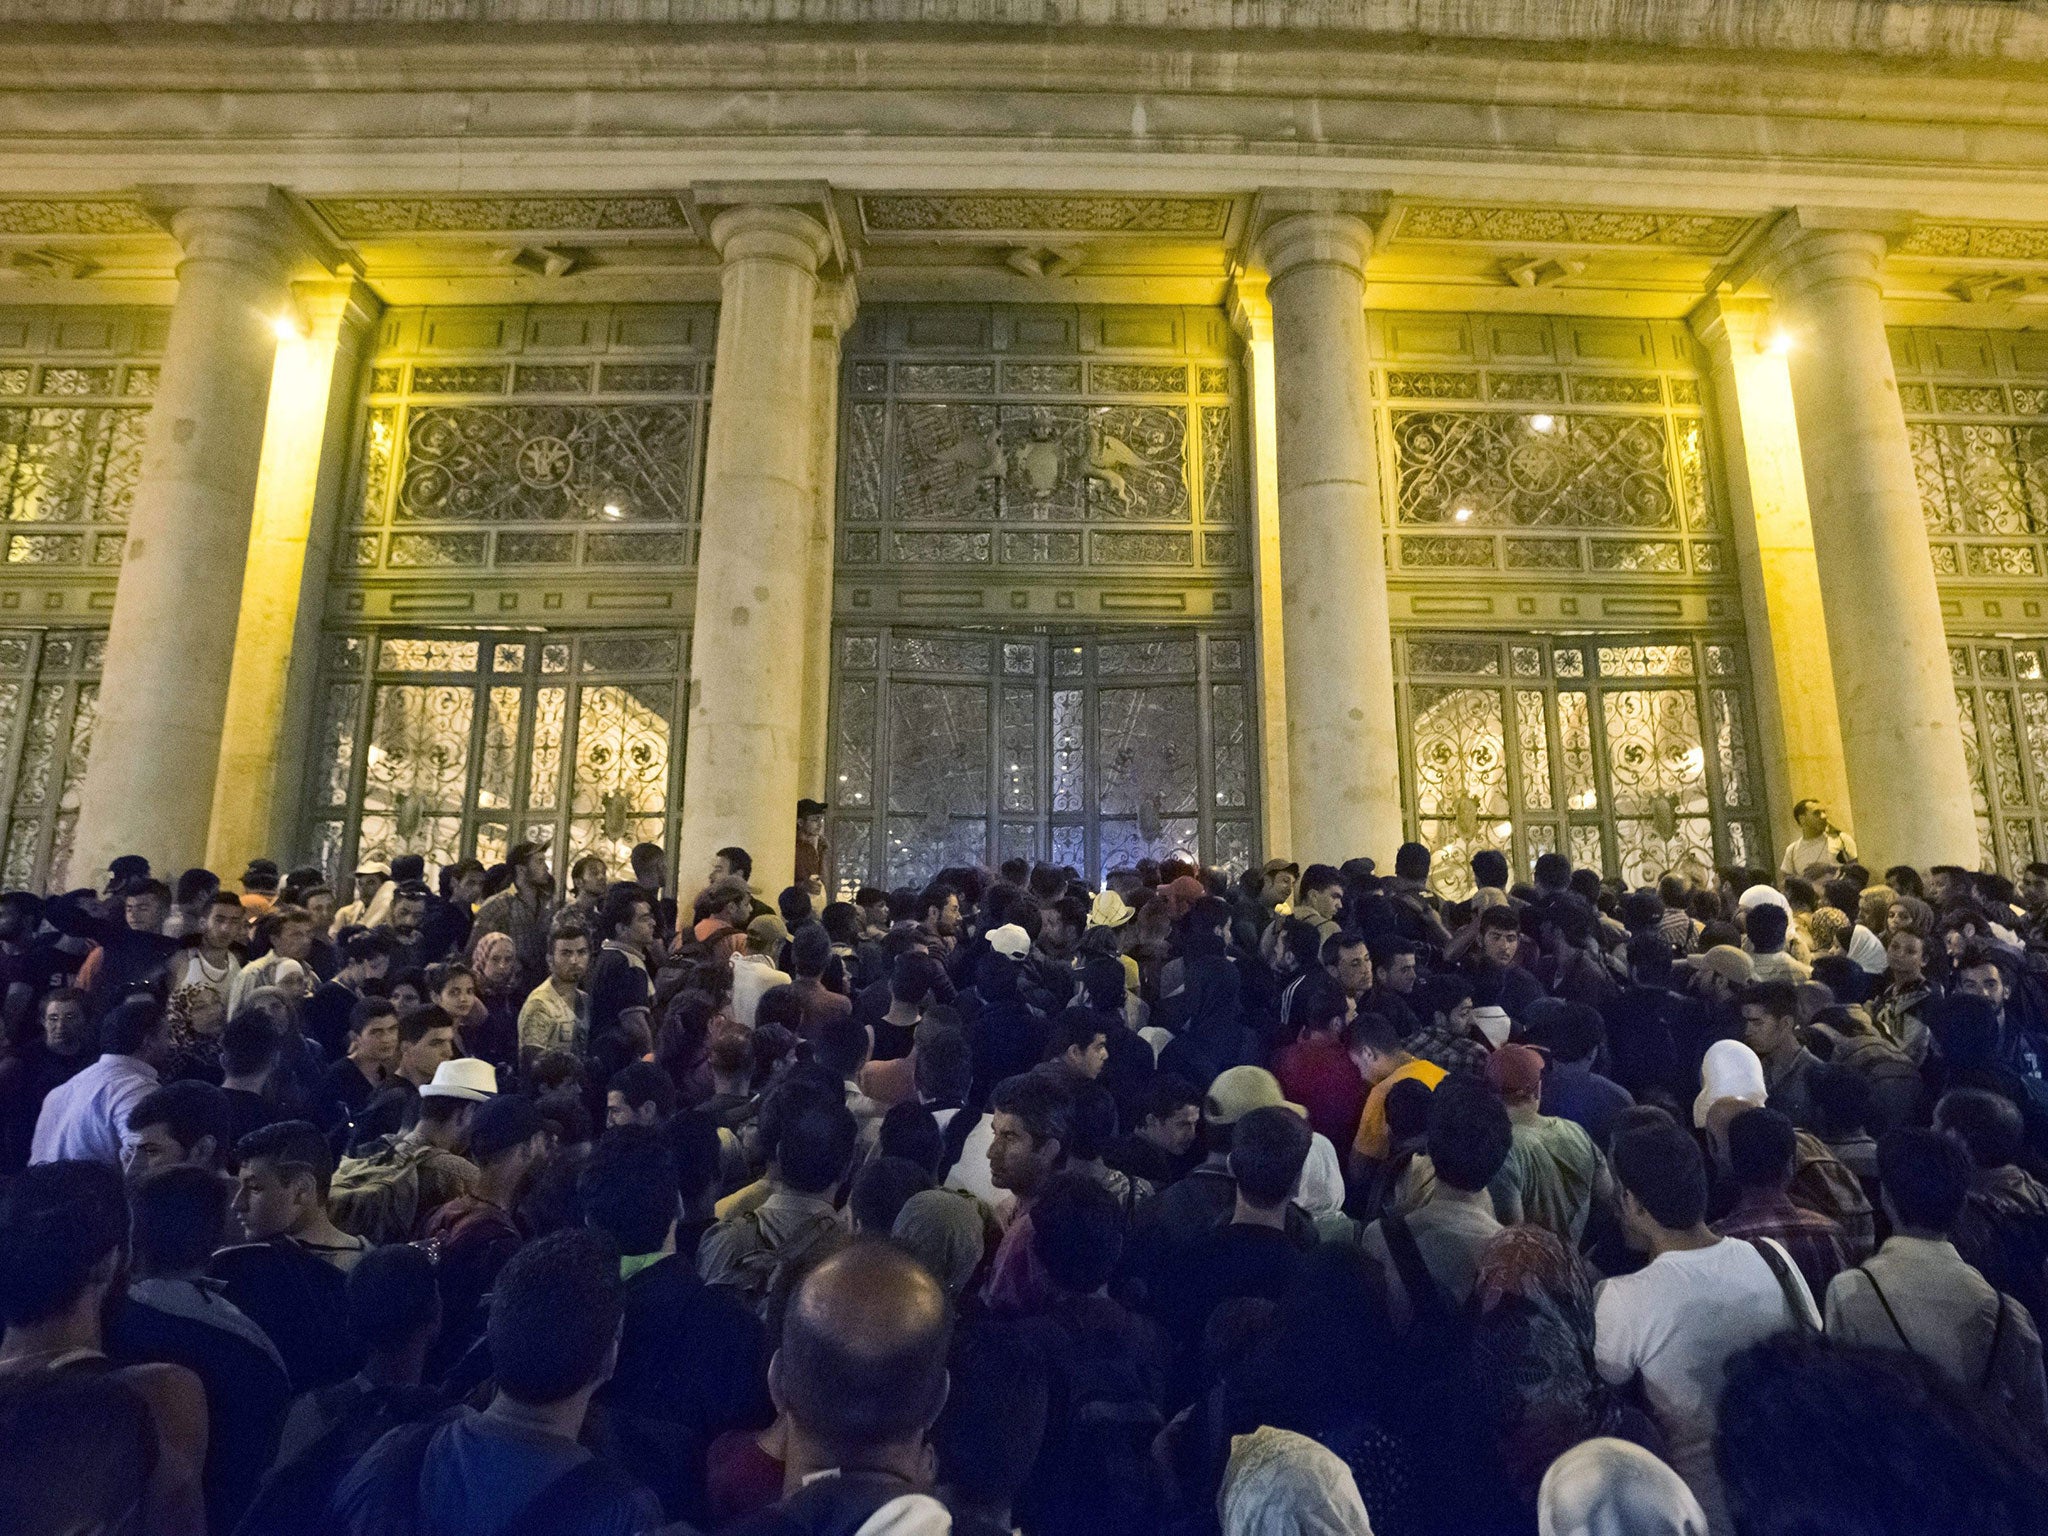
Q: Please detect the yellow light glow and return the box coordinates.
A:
[271,313,305,343]
[1529,413,1556,434]
[1765,328,1794,357]
[1453,506,1474,522]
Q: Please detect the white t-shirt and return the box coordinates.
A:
[168,949,240,1014]
[728,953,792,1029]
[1779,829,1854,877]
[1594,1237,1815,1535]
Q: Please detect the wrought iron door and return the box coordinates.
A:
[1951,638,2048,872]
[1395,631,1764,896]
[302,628,685,881]
[0,629,101,891]
[827,625,1257,892]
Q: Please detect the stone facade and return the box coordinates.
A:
[0,1,2044,890]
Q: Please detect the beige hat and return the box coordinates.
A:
[1204,1065,1306,1126]
[746,913,790,955]
[419,1057,498,1102]
[986,923,1031,959]
[1088,890,1134,930]
[1684,944,1755,988]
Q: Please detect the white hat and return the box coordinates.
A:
[985,923,1031,960]
[1737,883,1791,914]
[419,1058,498,1102]
[1088,890,1134,930]
[1692,1039,1767,1128]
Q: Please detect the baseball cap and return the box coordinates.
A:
[419,1058,498,1102]
[1685,945,1756,988]
[796,798,829,818]
[985,923,1031,960]
[746,913,790,956]
[1204,1065,1306,1126]
[1484,1042,1546,1100]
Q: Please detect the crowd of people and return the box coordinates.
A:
[6,818,2048,1536]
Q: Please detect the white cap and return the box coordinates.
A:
[1469,1005,1513,1048]
[985,923,1032,960]
[419,1058,498,1102]
[1738,883,1791,914]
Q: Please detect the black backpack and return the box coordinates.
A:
[233,1383,443,1536]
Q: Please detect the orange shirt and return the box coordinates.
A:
[1352,1057,1447,1161]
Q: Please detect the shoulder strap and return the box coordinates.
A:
[1381,1213,1449,1324]
[1855,1264,1916,1355]
[1749,1238,1819,1336]
[1982,1290,2012,1393]
[501,1454,625,1536]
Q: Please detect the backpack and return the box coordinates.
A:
[712,1204,845,1316]
[329,1135,437,1246]
[1789,1130,1877,1260]
[328,1410,632,1536]
[1018,1312,1165,1536]
[232,1382,443,1536]
[1826,1031,1925,1130]
[1381,1211,1476,1386]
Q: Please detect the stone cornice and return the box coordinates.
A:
[0,0,2045,66]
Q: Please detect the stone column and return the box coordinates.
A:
[797,279,858,805]
[679,204,832,895]
[1692,296,1851,865]
[1257,212,1402,866]
[1227,275,1294,862]
[1755,210,1978,870]
[208,279,381,873]
[72,188,297,882]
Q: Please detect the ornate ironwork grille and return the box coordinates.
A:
[342,305,712,589]
[827,626,1257,892]
[1949,639,2048,873]
[302,629,685,881]
[0,629,100,892]
[1395,632,1764,897]
[1892,327,2048,589]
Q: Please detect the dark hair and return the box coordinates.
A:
[1288,972,1349,1038]
[1742,978,1801,1022]
[851,1156,933,1235]
[934,1329,1049,1514]
[398,1005,455,1047]
[1476,904,1520,937]
[1079,954,1128,1014]
[176,867,222,905]
[715,845,754,881]
[98,996,164,1059]
[1141,1072,1201,1126]
[990,1072,1073,1155]
[1028,1170,1125,1293]
[346,1241,441,1353]
[126,1080,232,1168]
[918,880,959,921]
[1470,848,1509,890]
[344,928,398,967]
[219,1011,282,1078]
[879,1102,945,1178]
[789,922,832,979]
[0,1161,128,1326]
[913,1024,973,1106]
[488,1230,624,1405]
[130,1164,230,1275]
[578,1125,680,1255]
[1047,1007,1107,1062]
[237,1118,336,1201]
[1746,902,1790,950]
[778,1102,860,1195]
[1935,1088,2027,1169]
[1526,1001,1604,1064]
[1344,1009,1403,1056]
[1383,1075,1434,1144]
[346,996,398,1040]
[1532,851,1572,892]
[1063,1080,1118,1164]
[598,882,652,944]
[1809,1063,1875,1140]
[1612,1119,1710,1230]
[1393,842,1432,882]
[1727,1107,1797,1190]
[776,1240,952,1457]
[1300,863,1342,895]
[815,1012,872,1082]
[1424,1080,1512,1193]
[607,1060,677,1120]
[1716,1335,2048,1536]
[1878,1127,1972,1233]
[663,1110,723,1206]
[1230,1105,1313,1207]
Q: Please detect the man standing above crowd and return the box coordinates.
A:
[1780,798,1856,879]
[471,842,555,988]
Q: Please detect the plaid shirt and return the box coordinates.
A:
[1716,1188,1852,1300]
[1406,1020,1492,1081]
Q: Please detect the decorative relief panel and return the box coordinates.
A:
[826,625,1255,892]
[0,317,159,581]
[1892,326,2048,593]
[312,197,690,237]
[1387,204,1752,254]
[1372,314,1722,586]
[1949,638,2048,874]
[1397,631,1760,896]
[858,195,1231,237]
[302,626,685,881]
[839,306,1244,586]
[344,305,709,589]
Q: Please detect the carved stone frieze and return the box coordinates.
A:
[311,197,690,237]
[859,195,1231,238]
[0,200,158,237]
[1900,222,2048,262]
[1389,204,1752,254]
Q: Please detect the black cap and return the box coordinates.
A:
[796,798,829,818]
[467,1095,547,1162]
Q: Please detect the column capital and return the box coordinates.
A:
[1227,273,1272,345]
[709,203,833,274]
[812,276,860,341]
[1688,293,1771,356]
[1256,211,1375,285]
[290,276,383,340]
[1752,207,1917,305]
[133,183,324,278]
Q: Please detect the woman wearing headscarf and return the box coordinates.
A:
[1537,1438,1706,1536]
[465,930,523,1076]
[1468,1226,1665,1506]
[892,1185,991,1298]
[1219,1426,1374,1536]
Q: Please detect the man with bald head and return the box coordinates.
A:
[733,1239,954,1535]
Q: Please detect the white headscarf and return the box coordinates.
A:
[1538,1438,1706,1536]
[1219,1426,1374,1536]
[1692,1037,1768,1128]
